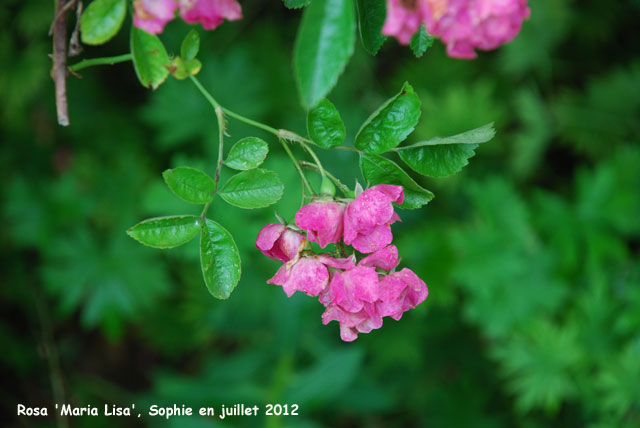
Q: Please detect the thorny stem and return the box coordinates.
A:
[299,161,352,197]
[68,54,133,73]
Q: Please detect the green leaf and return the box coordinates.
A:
[80,0,126,45]
[409,24,433,58]
[200,219,241,299]
[360,153,434,209]
[162,167,215,204]
[130,26,170,90]
[356,0,387,55]
[224,137,269,170]
[294,0,356,109]
[168,57,202,80]
[355,82,422,154]
[180,29,200,61]
[398,123,495,177]
[127,216,201,249]
[218,169,284,209]
[283,0,312,8]
[307,99,346,148]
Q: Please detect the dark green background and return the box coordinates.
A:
[1,0,639,427]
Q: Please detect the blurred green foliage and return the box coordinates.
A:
[1,0,639,427]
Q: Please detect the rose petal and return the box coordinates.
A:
[350,224,393,254]
[179,0,242,30]
[134,0,177,34]
[424,0,531,59]
[315,254,356,270]
[359,245,399,270]
[282,258,329,297]
[382,0,425,45]
[329,267,379,312]
[370,184,404,205]
[255,224,304,262]
[279,229,305,261]
[295,201,346,248]
[340,325,358,342]
[256,223,285,259]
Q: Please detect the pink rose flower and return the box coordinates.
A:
[267,255,355,298]
[255,224,305,263]
[377,268,429,320]
[382,0,530,59]
[382,0,430,44]
[133,0,178,34]
[423,0,530,59]
[179,0,242,30]
[295,200,346,248]
[327,266,380,313]
[321,264,428,342]
[343,185,403,254]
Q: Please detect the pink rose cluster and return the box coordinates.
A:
[383,0,530,58]
[133,0,242,35]
[255,185,428,342]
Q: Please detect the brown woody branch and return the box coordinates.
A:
[51,0,73,126]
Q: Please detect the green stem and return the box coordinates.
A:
[334,145,360,152]
[222,108,279,135]
[68,53,132,72]
[190,75,221,109]
[190,76,279,135]
[280,139,315,195]
[213,105,225,192]
[203,106,225,220]
[189,77,226,219]
[300,141,326,178]
[190,75,316,197]
[200,202,211,220]
[299,161,352,197]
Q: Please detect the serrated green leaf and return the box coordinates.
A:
[398,123,495,177]
[225,137,269,170]
[131,26,170,90]
[162,167,215,204]
[307,99,346,148]
[356,0,387,55]
[219,169,284,209]
[200,219,241,299]
[283,0,312,8]
[127,216,201,249]
[355,82,422,154]
[359,153,433,209]
[409,24,433,58]
[80,0,126,45]
[294,0,356,109]
[181,29,200,61]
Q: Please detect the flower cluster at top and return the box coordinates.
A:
[256,185,428,342]
[133,0,242,34]
[383,0,531,58]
